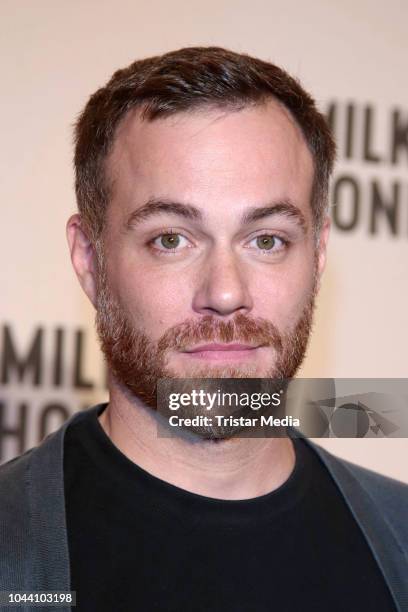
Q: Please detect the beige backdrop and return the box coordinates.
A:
[1,0,407,480]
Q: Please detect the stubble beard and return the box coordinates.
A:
[95,255,317,439]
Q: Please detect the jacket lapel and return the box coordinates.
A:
[303,437,408,612]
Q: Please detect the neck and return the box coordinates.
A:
[99,381,296,501]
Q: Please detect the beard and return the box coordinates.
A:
[95,257,317,439]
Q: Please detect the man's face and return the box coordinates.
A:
[94,100,326,415]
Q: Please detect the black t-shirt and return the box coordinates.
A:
[64,406,396,611]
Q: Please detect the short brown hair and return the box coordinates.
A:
[74,46,336,242]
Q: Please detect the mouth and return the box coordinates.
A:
[181,343,265,361]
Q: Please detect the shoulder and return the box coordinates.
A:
[0,405,104,516]
[0,448,35,585]
[331,452,408,521]
[0,448,33,522]
[306,439,408,550]
[0,405,104,586]
[338,454,408,494]
[312,442,408,502]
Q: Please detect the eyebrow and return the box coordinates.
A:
[125,197,307,233]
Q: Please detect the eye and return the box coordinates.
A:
[149,232,191,254]
[248,233,288,254]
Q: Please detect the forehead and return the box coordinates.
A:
[106,100,314,225]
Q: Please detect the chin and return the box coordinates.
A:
[168,362,267,380]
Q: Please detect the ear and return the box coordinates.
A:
[315,215,331,292]
[66,214,98,308]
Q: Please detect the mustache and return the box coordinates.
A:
[157,312,283,353]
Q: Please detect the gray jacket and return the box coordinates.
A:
[0,405,407,612]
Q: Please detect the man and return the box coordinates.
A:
[0,47,407,612]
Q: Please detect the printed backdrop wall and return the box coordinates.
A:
[1,0,407,480]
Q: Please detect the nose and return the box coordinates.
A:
[192,246,253,317]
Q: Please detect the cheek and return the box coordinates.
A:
[251,259,316,327]
[111,263,191,334]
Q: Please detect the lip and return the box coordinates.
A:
[185,343,258,352]
[182,343,264,362]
